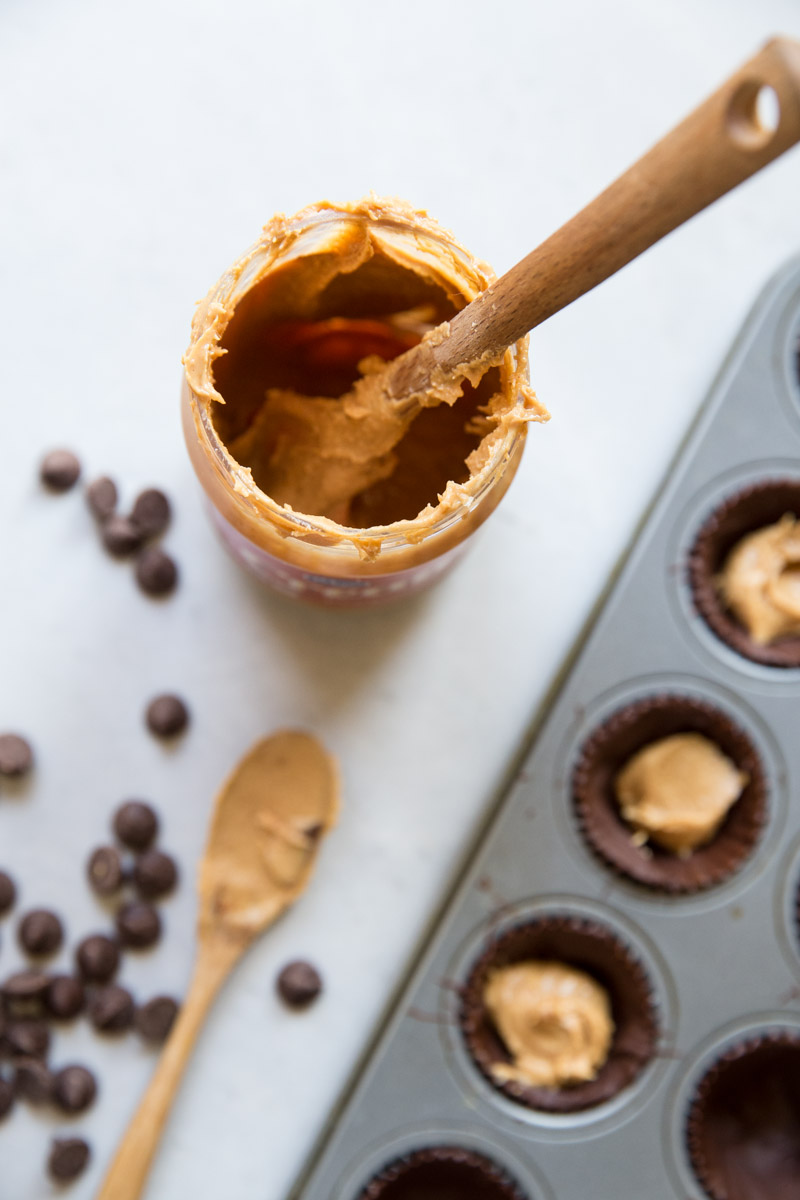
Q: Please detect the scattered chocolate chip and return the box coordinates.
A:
[40,449,81,492]
[0,871,17,915]
[75,934,119,983]
[48,1137,90,1182]
[0,734,33,778]
[116,901,161,948]
[14,1057,52,1103]
[18,909,63,956]
[0,1076,13,1119]
[113,800,158,850]
[101,514,144,558]
[6,1018,50,1058]
[86,475,118,521]
[276,961,323,1009]
[52,1065,97,1114]
[45,975,86,1020]
[87,845,124,895]
[145,693,189,738]
[133,850,178,899]
[134,995,179,1043]
[135,546,178,596]
[89,984,134,1033]
[2,970,51,1004]
[131,488,171,539]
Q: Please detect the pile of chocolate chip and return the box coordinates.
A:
[0,734,182,1184]
[40,449,179,597]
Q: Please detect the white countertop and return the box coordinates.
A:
[2,1,800,1196]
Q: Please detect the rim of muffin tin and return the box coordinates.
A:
[663,1012,800,1200]
[331,1121,555,1200]
[439,895,677,1140]
[668,460,800,687]
[775,271,800,432]
[775,831,800,980]
[552,673,787,914]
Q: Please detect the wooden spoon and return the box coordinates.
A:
[385,35,800,409]
[96,730,339,1200]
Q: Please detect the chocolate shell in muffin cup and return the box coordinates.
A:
[572,694,766,894]
[356,1146,529,1200]
[686,1030,800,1200]
[688,477,800,668]
[459,914,658,1114]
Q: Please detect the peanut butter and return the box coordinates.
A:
[484,961,614,1090]
[719,515,800,645]
[614,732,747,856]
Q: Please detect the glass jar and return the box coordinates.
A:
[182,198,545,607]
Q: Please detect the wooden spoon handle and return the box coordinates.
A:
[96,936,242,1200]
[430,36,800,378]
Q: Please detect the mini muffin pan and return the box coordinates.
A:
[289,255,800,1199]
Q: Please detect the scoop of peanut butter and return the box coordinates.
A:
[719,515,800,645]
[614,732,746,856]
[484,961,614,1090]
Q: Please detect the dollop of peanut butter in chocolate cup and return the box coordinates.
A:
[689,478,800,668]
[687,1032,800,1200]
[356,1146,529,1200]
[459,915,658,1114]
[573,695,767,894]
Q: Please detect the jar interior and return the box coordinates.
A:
[211,221,502,527]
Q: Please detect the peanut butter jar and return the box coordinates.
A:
[182,197,546,606]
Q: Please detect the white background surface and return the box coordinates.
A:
[2,1,800,1197]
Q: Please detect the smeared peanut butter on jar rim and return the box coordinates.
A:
[182,198,546,592]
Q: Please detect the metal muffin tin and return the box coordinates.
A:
[290,254,800,1200]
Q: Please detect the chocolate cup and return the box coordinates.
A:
[356,1146,529,1200]
[459,915,658,1114]
[687,1032,800,1200]
[688,478,800,668]
[573,694,767,893]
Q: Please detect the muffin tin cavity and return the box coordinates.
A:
[572,693,767,893]
[688,477,800,668]
[459,910,659,1117]
[355,1146,530,1200]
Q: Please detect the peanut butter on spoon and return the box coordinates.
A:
[97,731,339,1200]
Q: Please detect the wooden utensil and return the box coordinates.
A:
[385,35,800,410]
[96,731,339,1200]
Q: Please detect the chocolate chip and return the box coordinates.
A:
[87,846,124,895]
[45,975,85,1020]
[18,909,63,956]
[0,871,16,915]
[89,984,134,1032]
[131,488,171,539]
[14,1057,52,1103]
[116,901,161,948]
[133,849,178,899]
[40,449,81,492]
[0,1076,14,1119]
[135,547,178,596]
[145,693,189,738]
[2,970,51,1007]
[102,514,144,558]
[0,734,33,778]
[75,934,119,982]
[86,475,118,520]
[6,1018,50,1058]
[52,1065,97,1114]
[113,800,158,850]
[48,1137,91,1181]
[276,961,323,1009]
[134,996,179,1043]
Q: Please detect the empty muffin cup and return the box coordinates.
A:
[355,1146,529,1200]
[686,1030,800,1200]
[459,914,658,1114]
[573,694,766,893]
[689,477,800,667]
